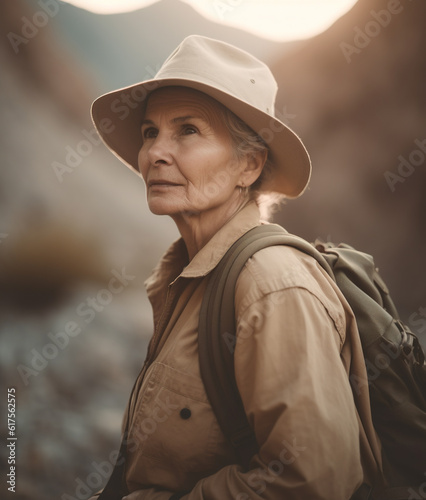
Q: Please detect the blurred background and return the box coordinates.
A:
[0,0,425,498]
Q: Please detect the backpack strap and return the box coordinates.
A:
[198,224,333,469]
[97,440,127,499]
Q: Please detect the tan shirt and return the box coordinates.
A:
[123,202,382,499]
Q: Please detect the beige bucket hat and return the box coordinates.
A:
[91,35,311,198]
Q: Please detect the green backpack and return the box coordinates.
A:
[198,224,426,500]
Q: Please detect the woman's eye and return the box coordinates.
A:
[182,125,198,135]
[142,127,157,139]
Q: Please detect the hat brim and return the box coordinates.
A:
[91,77,311,198]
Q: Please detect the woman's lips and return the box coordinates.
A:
[148,180,181,188]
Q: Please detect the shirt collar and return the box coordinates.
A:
[144,201,262,295]
[181,201,262,278]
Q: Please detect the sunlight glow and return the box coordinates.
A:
[61,0,358,41]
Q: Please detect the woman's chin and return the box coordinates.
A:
[147,200,180,216]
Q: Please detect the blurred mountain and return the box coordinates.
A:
[271,0,426,321]
[48,0,289,94]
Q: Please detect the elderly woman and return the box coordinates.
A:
[90,36,382,500]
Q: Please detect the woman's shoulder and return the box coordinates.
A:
[235,242,342,316]
[242,242,327,290]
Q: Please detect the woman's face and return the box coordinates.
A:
[138,87,246,218]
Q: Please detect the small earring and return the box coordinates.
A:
[239,183,248,196]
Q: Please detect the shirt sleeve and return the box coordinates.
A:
[177,285,364,500]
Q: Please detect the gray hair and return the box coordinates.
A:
[216,105,286,221]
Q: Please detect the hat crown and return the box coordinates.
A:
[156,35,277,116]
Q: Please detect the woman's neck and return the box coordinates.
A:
[172,197,251,261]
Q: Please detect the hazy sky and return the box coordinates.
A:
[61,0,358,41]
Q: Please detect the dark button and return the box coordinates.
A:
[180,408,191,420]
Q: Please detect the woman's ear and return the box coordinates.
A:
[239,150,267,187]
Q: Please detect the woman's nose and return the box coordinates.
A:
[147,133,174,166]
